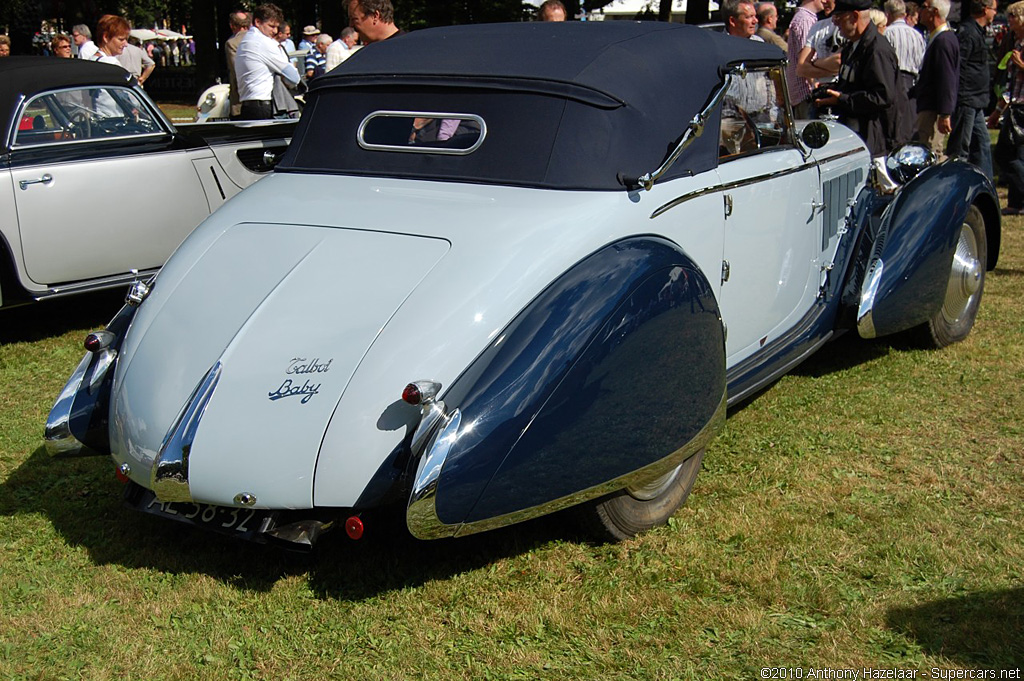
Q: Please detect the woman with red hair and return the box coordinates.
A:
[92,14,131,64]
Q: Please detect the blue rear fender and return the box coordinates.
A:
[858,161,999,338]
[408,236,726,538]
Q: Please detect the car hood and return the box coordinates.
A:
[109,220,450,508]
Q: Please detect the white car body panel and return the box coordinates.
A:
[717,147,822,365]
[11,148,211,285]
[110,170,729,508]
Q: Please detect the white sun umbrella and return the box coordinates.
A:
[130,28,159,41]
[155,29,189,40]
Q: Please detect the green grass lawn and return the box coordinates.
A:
[0,213,1021,679]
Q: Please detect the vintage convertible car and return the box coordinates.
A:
[0,57,294,310]
[45,23,999,549]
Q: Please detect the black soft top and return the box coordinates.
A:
[1,57,133,123]
[279,22,785,190]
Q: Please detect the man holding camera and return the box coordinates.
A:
[813,0,908,156]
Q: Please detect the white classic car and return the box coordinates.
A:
[46,22,999,549]
[0,57,294,310]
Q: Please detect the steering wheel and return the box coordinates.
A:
[69,110,92,139]
[738,108,762,151]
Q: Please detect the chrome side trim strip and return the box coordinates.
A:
[650,147,866,220]
[650,159,817,219]
[31,268,161,301]
[152,362,222,503]
[406,394,726,540]
[857,258,884,339]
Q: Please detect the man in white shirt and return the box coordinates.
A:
[235,3,301,120]
[117,39,156,87]
[325,27,359,71]
[72,24,98,60]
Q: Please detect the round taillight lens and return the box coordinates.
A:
[401,383,422,405]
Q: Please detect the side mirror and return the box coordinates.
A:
[801,121,829,149]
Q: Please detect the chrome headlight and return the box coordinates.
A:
[885,144,937,185]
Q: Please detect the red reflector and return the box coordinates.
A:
[114,467,131,483]
[401,383,422,405]
[84,333,103,353]
[345,516,364,540]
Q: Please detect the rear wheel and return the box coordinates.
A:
[912,205,987,348]
[574,450,704,542]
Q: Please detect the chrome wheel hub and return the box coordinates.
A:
[942,223,981,324]
[626,464,682,501]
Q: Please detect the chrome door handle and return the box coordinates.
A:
[19,173,54,190]
[811,199,826,213]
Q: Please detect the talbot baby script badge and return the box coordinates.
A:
[268,357,333,404]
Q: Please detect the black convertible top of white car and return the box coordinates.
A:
[1,57,133,152]
[278,22,785,190]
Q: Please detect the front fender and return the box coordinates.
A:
[857,161,999,338]
[407,237,726,539]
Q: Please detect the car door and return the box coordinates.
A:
[9,85,211,286]
[713,66,824,367]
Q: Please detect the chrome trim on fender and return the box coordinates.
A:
[43,352,93,456]
[152,362,222,503]
[857,258,885,339]
[406,395,726,540]
[406,409,462,539]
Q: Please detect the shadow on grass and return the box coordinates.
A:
[0,448,578,600]
[728,332,895,414]
[0,290,125,345]
[886,588,1024,668]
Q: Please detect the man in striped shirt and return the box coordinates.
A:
[788,0,825,118]
[305,33,332,80]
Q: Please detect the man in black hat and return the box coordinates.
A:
[814,0,909,156]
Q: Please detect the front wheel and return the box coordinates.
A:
[912,204,987,348]
[574,450,704,542]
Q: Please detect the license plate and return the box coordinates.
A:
[126,484,277,541]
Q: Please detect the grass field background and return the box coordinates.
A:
[0,211,1021,679]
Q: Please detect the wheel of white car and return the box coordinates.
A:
[913,205,987,348]
[574,449,704,542]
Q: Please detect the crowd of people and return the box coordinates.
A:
[1,0,1020,210]
[725,0,1022,213]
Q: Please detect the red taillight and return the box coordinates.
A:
[402,380,441,405]
[402,383,422,405]
[345,516,364,540]
[84,330,115,353]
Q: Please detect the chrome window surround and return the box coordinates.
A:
[152,362,222,503]
[357,110,487,155]
[8,85,173,151]
[718,65,801,164]
[406,393,726,540]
